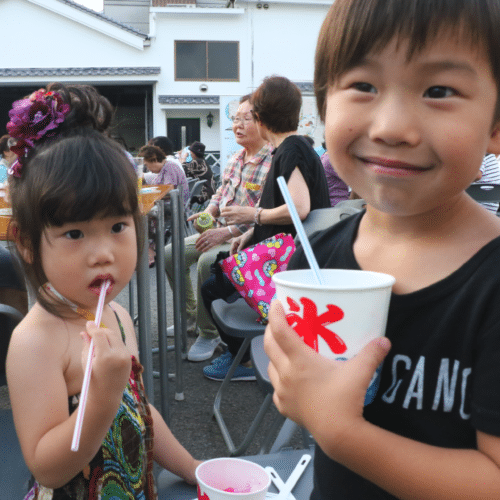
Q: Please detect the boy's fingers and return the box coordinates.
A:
[350,337,391,385]
[267,300,313,356]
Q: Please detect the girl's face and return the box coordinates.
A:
[324,34,500,217]
[39,214,137,311]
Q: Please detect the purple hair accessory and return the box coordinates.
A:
[6,89,70,177]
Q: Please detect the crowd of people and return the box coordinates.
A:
[3,0,500,498]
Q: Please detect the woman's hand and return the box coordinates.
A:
[195,227,231,253]
[230,229,253,254]
[264,300,391,446]
[220,205,256,225]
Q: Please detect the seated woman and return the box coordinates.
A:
[201,75,330,381]
[139,144,190,265]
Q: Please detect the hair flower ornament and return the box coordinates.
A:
[6,89,70,177]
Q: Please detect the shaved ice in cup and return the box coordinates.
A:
[272,269,395,405]
[196,458,270,500]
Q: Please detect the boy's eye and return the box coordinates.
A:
[111,222,126,234]
[352,82,376,93]
[64,229,83,240]
[424,86,456,98]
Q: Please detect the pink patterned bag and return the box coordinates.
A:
[220,233,295,323]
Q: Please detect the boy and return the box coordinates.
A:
[264,0,500,498]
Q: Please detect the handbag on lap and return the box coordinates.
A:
[219,233,295,323]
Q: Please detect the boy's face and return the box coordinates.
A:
[324,34,500,216]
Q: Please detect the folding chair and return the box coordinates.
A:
[466,183,500,203]
[210,204,363,455]
[0,303,30,499]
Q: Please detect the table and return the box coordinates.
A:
[156,448,315,500]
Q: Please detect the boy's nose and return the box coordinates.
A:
[368,95,421,147]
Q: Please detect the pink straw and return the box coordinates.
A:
[71,280,110,452]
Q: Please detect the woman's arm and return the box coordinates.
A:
[221,167,311,226]
[264,301,500,500]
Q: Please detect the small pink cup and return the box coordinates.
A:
[196,458,270,500]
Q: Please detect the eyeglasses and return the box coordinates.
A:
[232,114,254,125]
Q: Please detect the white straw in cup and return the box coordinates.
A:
[71,280,110,452]
[277,176,324,285]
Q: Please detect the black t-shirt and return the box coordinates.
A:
[252,135,330,245]
[289,212,500,500]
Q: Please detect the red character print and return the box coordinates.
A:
[286,296,347,354]
[197,484,210,500]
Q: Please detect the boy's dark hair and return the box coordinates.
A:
[315,0,500,122]
[148,136,175,156]
[251,76,302,133]
[8,83,143,316]
[139,144,166,163]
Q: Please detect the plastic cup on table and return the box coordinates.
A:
[272,269,395,404]
[196,458,271,500]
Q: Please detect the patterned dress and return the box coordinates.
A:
[25,315,157,500]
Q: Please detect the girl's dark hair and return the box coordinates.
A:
[0,135,10,156]
[315,0,500,122]
[148,136,175,156]
[251,76,302,134]
[8,83,143,315]
[139,144,166,163]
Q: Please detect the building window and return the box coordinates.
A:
[175,41,239,81]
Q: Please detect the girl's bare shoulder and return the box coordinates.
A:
[109,301,139,357]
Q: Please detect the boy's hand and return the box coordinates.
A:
[81,322,131,404]
[195,228,230,252]
[264,300,391,445]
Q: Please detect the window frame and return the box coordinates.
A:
[174,40,240,82]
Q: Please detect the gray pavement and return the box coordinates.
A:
[1,264,302,461]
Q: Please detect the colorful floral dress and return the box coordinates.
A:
[25,315,157,500]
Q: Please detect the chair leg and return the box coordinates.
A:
[213,337,273,456]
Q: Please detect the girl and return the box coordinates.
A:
[5,83,200,499]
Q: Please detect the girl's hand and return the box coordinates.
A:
[195,228,230,253]
[81,321,131,405]
[220,205,255,225]
[264,300,391,446]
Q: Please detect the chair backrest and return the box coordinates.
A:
[466,183,500,202]
[299,204,363,243]
[0,304,24,387]
[189,179,207,199]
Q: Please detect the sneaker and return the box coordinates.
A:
[203,355,256,382]
[210,351,232,366]
[187,336,221,362]
[167,323,196,338]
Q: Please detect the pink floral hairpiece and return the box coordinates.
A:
[6,89,70,177]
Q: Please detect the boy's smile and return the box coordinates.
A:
[325,34,500,217]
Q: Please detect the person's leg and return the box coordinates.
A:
[195,243,231,340]
[200,273,249,363]
[164,233,200,333]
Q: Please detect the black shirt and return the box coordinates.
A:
[252,135,330,245]
[290,212,500,500]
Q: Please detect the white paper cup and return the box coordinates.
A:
[272,269,395,404]
[196,458,270,500]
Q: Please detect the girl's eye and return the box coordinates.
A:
[111,222,126,234]
[424,86,456,98]
[352,82,376,93]
[64,229,83,240]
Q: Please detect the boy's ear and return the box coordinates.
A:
[487,122,500,155]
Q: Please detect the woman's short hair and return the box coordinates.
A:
[251,76,302,134]
[314,0,500,122]
[0,135,10,156]
[148,136,175,156]
[139,144,166,163]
